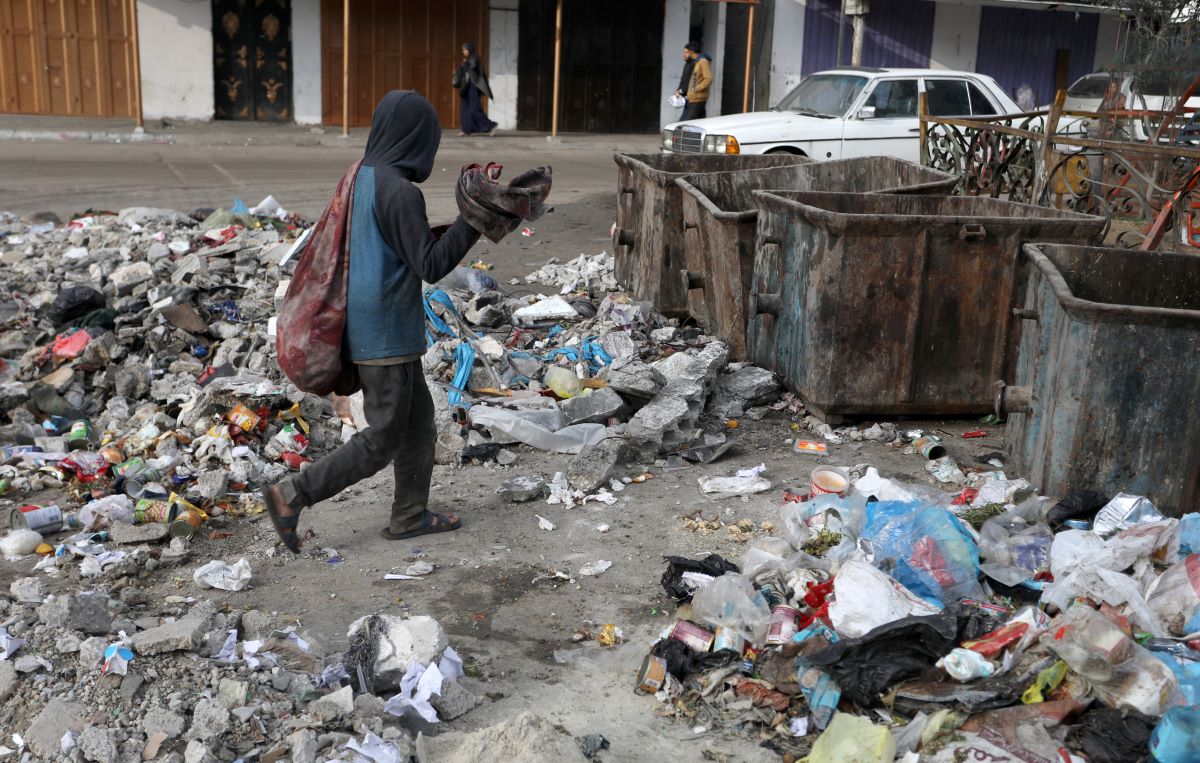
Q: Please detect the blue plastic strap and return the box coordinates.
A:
[447,342,476,407]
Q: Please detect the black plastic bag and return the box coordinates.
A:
[661,554,739,603]
[1047,490,1109,531]
[45,286,105,327]
[1067,705,1154,763]
[651,638,740,679]
[805,611,959,706]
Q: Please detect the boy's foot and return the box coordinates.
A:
[379,510,462,540]
[264,484,303,554]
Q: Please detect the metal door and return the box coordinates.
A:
[213,0,292,121]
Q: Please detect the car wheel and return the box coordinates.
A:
[765,147,806,156]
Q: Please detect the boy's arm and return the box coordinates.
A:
[387,186,481,283]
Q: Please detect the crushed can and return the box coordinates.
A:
[766,605,801,645]
[913,435,946,459]
[635,654,668,694]
[168,509,204,541]
[134,499,178,524]
[668,620,714,653]
[713,626,747,654]
[10,504,64,534]
[66,419,92,451]
[98,444,124,465]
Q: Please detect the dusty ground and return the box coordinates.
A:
[0,132,1010,760]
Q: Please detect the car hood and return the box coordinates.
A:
[664,110,843,142]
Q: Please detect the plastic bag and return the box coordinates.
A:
[1147,554,1200,636]
[78,495,134,531]
[0,529,43,561]
[660,554,739,603]
[805,712,896,763]
[827,560,939,639]
[1180,514,1200,557]
[542,366,583,399]
[668,93,686,108]
[1042,605,1178,716]
[194,558,253,592]
[1042,563,1167,638]
[690,572,772,646]
[1047,489,1108,530]
[861,504,982,607]
[698,465,771,498]
[1149,706,1200,763]
[468,405,604,454]
[1093,492,1166,537]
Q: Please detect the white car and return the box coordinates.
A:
[1055,70,1200,144]
[661,67,1020,163]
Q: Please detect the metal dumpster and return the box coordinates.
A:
[676,157,957,360]
[998,243,1200,515]
[746,191,1106,420]
[612,153,809,317]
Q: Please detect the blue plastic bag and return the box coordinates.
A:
[1181,514,1200,557]
[862,503,982,607]
[1150,705,1200,763]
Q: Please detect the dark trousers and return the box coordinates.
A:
[681,101,707,121]
[283,362,435,533]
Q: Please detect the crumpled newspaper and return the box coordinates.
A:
[382,647,465,723]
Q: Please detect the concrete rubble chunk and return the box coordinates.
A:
[187,698,230,740]
[131,607,214,655]
[346,614,447,692]
[110,521,169,544]
[416,711,587,763]
[352,693,386,718]
[25,698,88,759]
[625,378,706,459]
[79,636,107,667]
[10,576,44,603]
[240,609,273,640]
[14,654,44,673]
[38,592,113,635]
[159,303,210,334]
[0,661,17,703]
[496,474,547,502]
[604,360,664,400]
[118,207,195,227]
[559,387,625,425]
[109,261,154,295]
[184,740,217,763]
[597,331,637,369]
[430,679,478,721]
[142,707,186,739]
[307,684,354,723]
[217,677,249,709]
[289,729,319,763]
[709,365,781,418]
[567,437,625,493]
[194,469,229,501]
[78,725,119,763]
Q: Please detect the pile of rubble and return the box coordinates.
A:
[635,465,1200,763]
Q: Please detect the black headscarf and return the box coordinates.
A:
[362,90,440,183]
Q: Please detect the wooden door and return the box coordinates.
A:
[213,0,293,121]
[0,0,136,117]
[320,0,488,129]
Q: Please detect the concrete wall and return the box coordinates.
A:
[1093,13,1122,71]
[292,0,322,124]
[137,0,214,121]
[661,0,692,128]
[929,2,981,72]
[488,0,520,131]
[770,0,806,107]
[702,1,727,118]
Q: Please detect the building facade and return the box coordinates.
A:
[0,0,1122,132]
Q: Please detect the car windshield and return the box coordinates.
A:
[775,74,868,117]
[1068,73,1114,98]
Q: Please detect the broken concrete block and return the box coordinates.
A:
[38,592,112,635]
[558,387,625,425]
[25,698,88,759]
[624,378,706,459]
[109,521,169,545]
[345,615,447,692]
[118,207,195,227]
[651,351,696,381]
[567,438,624,493]
[194,469,228,501]
[109,261,154,295]
[142,707,186,739]
[307,684,354,723]
[604,360,664,401]
[597,331,637,369]
[131,608,213,655]
[497,474,547,502]
[187,698,230,740]
[289,729,319,763]
[159,303,210,335]
[14,654,44,673]
[78,725,118,763]
[415,711,587,763]
[217,677,249,709]
[0,661,16,702]
[709,366,780,418]
[10,576,44,603]
[79,636,107,668]
[430,679,477,721]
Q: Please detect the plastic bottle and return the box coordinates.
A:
[1149,706,1200,763]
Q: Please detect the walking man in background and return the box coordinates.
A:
[681,42,713,121]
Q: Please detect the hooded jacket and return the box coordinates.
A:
[687,54,713,104]
[456,42,494,99]
[344,91,480,362]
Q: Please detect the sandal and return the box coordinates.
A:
[264,484,303,554]
[380,511,462,541]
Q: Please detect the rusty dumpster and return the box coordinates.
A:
[745,191,1106,420]
[998,243,1200,515]
[676,157,956,360]
[612,153,809,317]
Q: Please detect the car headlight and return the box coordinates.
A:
[703,134,740,154]
[661,129,674,151]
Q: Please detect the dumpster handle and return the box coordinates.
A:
[684,222,698,231]
[959,223,987,242]
[612,227,635,248]
[762,235,782,247]
[620,185,635,195]
[1012,308,1039,321]
[994,380,1033,416]
[680,269,706,292]
[749,292,780,316]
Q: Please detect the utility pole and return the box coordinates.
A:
[846,0,869,67]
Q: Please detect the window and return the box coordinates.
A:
[968,83,998,116]
[776,74,869,117]
[926,79,971,116]
[864,79,919,118]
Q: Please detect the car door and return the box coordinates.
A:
[839,78,922,161]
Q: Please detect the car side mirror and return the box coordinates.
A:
[856,106,876,120]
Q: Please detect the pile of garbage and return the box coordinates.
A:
[638,471,1200,762]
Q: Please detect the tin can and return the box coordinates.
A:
[169,509,204,541]
[713,626,747,654]
[98,445,124,465]
[635,654,668,694]
[227,404,260,432]
[1063,519,1090,531]
[810,466,850,497]
[10,504,64,534]
[668,620,714,653]
[913,435,946,460]
[766,606,801,645]
[134,499,177,524]
[66,420,92,450]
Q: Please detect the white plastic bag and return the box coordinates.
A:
[194,558,253,592]
[669,93,686,109]
[690,573,772,646]
[468,406,605,454]
[827,560,939,638]
[0,529,43,561]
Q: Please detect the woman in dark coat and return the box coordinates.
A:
[454,42,497,136]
